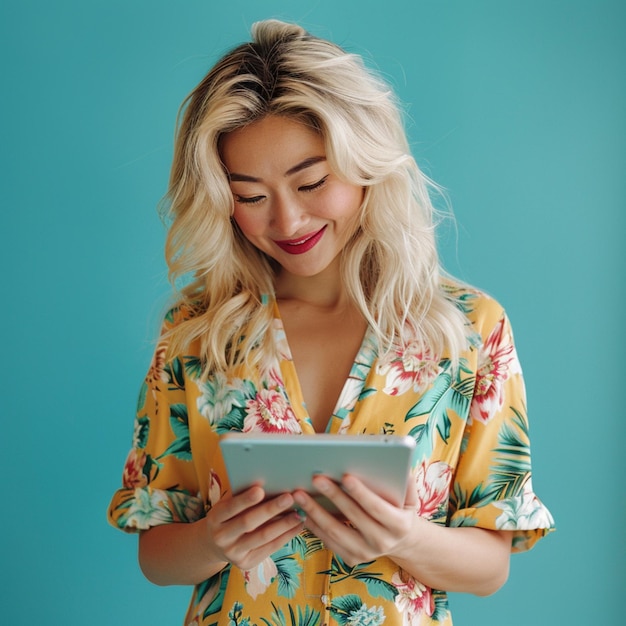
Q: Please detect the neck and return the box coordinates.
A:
[274,258,349,309]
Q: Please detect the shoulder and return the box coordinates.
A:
[440,276,510,341]
[153,301,203,366]
[160,301,197,332]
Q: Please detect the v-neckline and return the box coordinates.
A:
[271,302,375,433]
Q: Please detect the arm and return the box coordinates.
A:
[293,474,512,596]
[139,487,305,586]
[391,519,512,596]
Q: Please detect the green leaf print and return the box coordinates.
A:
[358,387,377,401]
[133,415,149,449]
[142,453,162,483]
[170,403,188,421]
[183,355,203,379]
[330,595,363,624]
[406,370,452,421]
[325,555,376,582]
[355,574,398,600]
[261,603,321,626]
[227,601,251,626]
[164,356,186,389]
[405,360,474,458]
[436,411,451,442]
[488,407,531,500]
[157,404,191,460]
[325,556,397,600]
[449,480,493,514]
[163,306,177,324]
[289,530,323,559]
[455,294,475,314]
[444,285,477,314]
[194,566,231,620]
[431,590,450,622]
[136,381,148,413]
[214,406,247,433]
[273,546,303,598]
[210,377,258,433]
[324,556,396,600]
[260,603,286,626]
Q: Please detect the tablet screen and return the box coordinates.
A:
[219,433,416,510]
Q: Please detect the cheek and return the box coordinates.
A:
[330,185,365,221]
[232,208,265,238]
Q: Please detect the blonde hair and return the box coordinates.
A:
[161,19,468,376]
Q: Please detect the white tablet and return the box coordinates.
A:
[219,433,416,511]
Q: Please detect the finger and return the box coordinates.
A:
[403,470,418,509]
[292,488,333,525]
[310,475,390,534]
[241,507,304,550]
[340,474,408,526]
[293,497,363,565]
[227,510,305,570]
[293,488,359,544]
[209,491,298,559]
[234,492,298,534]
[211,485,266,524]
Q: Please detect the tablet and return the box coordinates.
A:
[219,433,416,511]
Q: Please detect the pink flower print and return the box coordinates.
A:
[413,461,452,518]
[145,343,171,414]
[470,316,520,424]
[243,556,278,599]
[392,570,434,624]
[208,470,222,508]
[377,342,440,396]
[147,343,170,385]
[122,449,148,488]
[243,388,302,433]
[267,366,287,391]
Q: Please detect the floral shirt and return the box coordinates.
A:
[108,284,554,626]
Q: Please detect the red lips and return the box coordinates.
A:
[273,226,327,255]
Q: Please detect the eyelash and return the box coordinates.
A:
[234,175,328,205]
[235,195,264,205]
[299,175,328,192]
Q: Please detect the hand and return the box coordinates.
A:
[292,473,418,567]
[203,485,305,571]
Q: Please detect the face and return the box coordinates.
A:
[220,115,364,280]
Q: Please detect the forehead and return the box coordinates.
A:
[220,115,325,178]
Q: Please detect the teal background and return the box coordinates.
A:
[1,0,624,624]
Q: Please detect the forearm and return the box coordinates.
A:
[390,518,512,596]
[138,488,304,586]
[139,521,227,586]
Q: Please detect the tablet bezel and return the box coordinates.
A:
[219,433,416,510]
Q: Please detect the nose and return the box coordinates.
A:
[270,194,307,237]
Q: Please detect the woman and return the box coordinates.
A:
[108,19,554,626]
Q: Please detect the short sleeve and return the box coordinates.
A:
[107,315,204,533]
[448,309,555,552]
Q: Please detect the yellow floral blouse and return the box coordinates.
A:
[108,284,554,626]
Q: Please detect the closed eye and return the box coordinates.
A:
[234,194,265,205]
[299,175,328,193]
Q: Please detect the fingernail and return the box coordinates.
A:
[278,494,292,507]
[342,475,356,490]
[315,478,329,493]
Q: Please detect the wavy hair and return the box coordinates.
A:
[160,19,468,376]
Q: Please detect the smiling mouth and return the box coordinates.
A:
[273,226,327,255]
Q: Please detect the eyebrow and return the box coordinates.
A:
[228,156,326,182]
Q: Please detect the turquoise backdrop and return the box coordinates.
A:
[1,0,624,624]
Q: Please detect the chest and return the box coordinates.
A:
[278,303,367,432]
